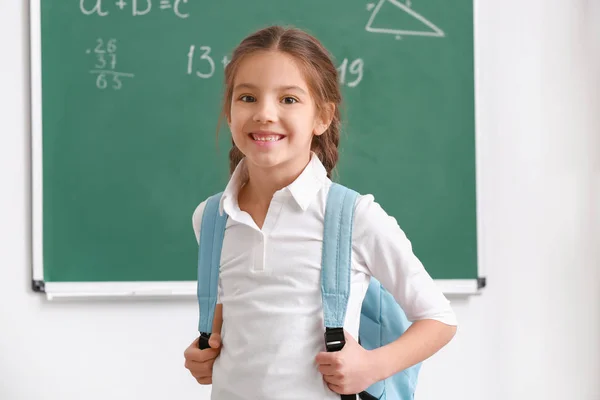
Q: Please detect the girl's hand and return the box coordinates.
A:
[184,304,223,385]
[183,334,222,385]
[315,330,378,395]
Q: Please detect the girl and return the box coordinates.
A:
[183,25,457,400]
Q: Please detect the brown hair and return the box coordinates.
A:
[217,25,342,179]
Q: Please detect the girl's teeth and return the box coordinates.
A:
[253,135,280,141]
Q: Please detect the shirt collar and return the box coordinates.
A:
[219,152,328,215]
[218,158,248,216]
[287,153,328,211]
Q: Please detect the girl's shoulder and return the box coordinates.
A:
[327,184,399,235]
[191,191,227,242]
[191,199,207,243]
[351,191,404,241]
[191,195,214,243]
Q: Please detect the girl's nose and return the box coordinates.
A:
[252,101,277,124]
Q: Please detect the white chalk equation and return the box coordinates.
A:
[187,45,364,88]
[87,39,134,90]
[80,0,189,18]
[365,0,444,40]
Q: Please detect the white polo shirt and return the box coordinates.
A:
[192,153,457,400]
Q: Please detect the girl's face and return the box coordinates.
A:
[228,50,329,175]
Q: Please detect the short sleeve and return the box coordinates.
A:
[192,200,223,304]
[352,194,457,326]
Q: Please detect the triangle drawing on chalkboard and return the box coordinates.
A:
[365,0,445,39]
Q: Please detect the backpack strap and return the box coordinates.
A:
[197,192,227,349]
[321,183,359,400]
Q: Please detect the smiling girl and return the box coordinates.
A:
[183,25,457,400]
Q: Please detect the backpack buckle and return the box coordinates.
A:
[324,327,345,352]
[198,332,211,350]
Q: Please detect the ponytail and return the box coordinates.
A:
[228,140,245,176]
[311,108,341,179]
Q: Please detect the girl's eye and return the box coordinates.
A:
[282,97,298,105]
[240,95,256,102]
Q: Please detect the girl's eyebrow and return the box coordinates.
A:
[233,83,307,95]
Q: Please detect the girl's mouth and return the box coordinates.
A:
[249,132,286,146]
[250,133,285,142]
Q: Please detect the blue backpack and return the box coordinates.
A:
[197,183,421,400]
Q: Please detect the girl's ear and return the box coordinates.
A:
[314,103,335,136]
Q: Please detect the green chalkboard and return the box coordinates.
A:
[32,0,480,297]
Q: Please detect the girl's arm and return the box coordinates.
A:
[318,193,458,395]
[353,194,459,374]
[369,319,456,381]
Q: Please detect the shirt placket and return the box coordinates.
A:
[252,193,285,273]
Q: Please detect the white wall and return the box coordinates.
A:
[1,1,598,399]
